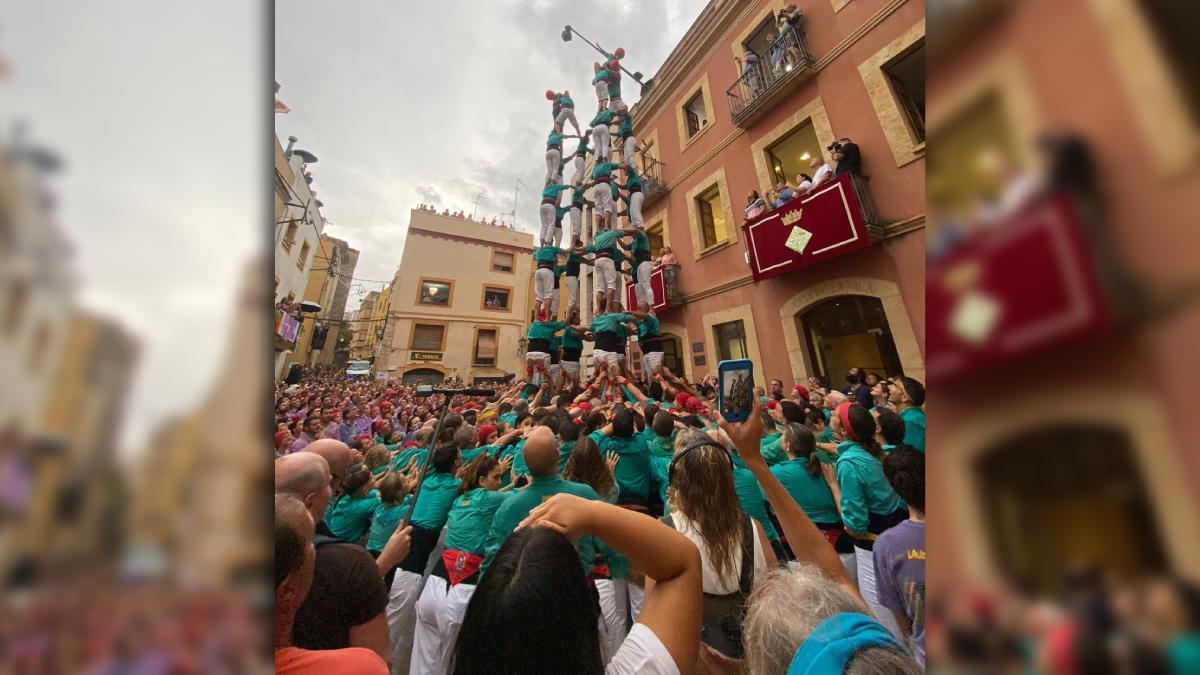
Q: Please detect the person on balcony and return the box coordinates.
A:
[745,190,767,221]
[767,32,786,77]
[794,172,814,197]
[833,137,862,176]
[735,48,764,101]
[772,181,796,209]
[810,155,834,188]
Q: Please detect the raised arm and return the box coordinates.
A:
[718,398,863,604]
[518,496,702,673]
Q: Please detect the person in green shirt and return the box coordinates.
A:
[567,185,590,247]
[615,111,638,168]
[770,424,840,544]
[553,204,570,249]
[569,130,591,188]
[410,453,515,673]
[538,185,570,247]
[602,58,626,114]
[324,464,379,544]
[589,109,617,164]
[758,407,788,466]
[481,427,602,573]
[591,64,611,110]
[557,307,588,390]
[525,319,565,388]
[552,90,581,136]
[533,244,563,319]
[578,223,623,314]
[588,306,645,388]
[587,407,650,507]
[889,376,926,452]
[584,158,619,232]
[634,310,665,379]
[366,470,415,554]
[545,132,578,186]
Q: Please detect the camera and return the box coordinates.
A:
[827,141,843,152]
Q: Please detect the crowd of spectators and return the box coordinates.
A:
[414,204,514,230]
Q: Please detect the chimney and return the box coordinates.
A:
[285,135,298,157]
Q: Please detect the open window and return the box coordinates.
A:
[695,185,727,249]
[481,285,512,311]
[417,278,453,306]
[884,41,926,143]
[714,320,748,361]
[684,92,709,138]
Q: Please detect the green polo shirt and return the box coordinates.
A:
[729,462,779,541]
[560,327,584,351]
[557,439,577,473]
[771,459,839,526]
[835,440,906,535]
[617,114,633,139]
[590,161,619,182]
[542,184,571,200]
[899,406,926,452]
[627,230,650,256]
[558,95,573,109]
[555,206,570,224]
[482,474,601,571]
[588,228,622,253]
[528,320,566,341]
[547,132,565,149]
[573,137,589,157]
[392,446,428,472]
[534,246,561,266]
[325,491,381,543]
[366,496,414,552]
[444,487,514,555]
[409,471,461,531]
[571,187,587,208]
[640,428,674,458]
[760,432,787,466]
[498,412,517,427]
[589,430,650,500]
[592,69,611,85]
[590,312,632,338]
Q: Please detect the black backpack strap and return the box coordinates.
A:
[660,513,675,529]
[737,516,755,596]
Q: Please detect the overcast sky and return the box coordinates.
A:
[275,0,710,309]
[2,2,262,458]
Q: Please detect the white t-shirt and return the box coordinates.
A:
[796,179,814,194]
[607,623,680,675]
[812,163,832,186]
[670,512,768,595]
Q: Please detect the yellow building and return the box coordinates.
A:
[349,290,379,361]
[380,210,535,384]
[281,235,359,373]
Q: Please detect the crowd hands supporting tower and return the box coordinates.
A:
[274,42,928,675]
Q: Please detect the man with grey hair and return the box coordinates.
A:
[741,565,920,674]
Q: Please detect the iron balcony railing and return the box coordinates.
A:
[726,24,816,124]
[640,155,669,208]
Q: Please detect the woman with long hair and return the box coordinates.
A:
[828,402,907,638]
[411,453,513,674]
[564,435,619,504]
[745,189,766,221]
[452,495,701,674]
[662,428,777,659]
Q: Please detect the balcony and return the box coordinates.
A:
[274,309,300,351]
[640,156,669,209]
[741,172,881,282]
[726,25,816,128]
[624,263,683,313]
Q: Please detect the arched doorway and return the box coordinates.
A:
[977,425,1167,594]
[798,295,903,384]
[402,368,445,386]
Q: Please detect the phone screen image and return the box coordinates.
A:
[720,364,754,421]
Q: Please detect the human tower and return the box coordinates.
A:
[524,46,665,403]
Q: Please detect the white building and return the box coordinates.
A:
[273,132,326,377]
[0,133,76,437]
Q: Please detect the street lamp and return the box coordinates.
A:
[561,25,653,94]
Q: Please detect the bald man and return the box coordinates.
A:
[480,427,601,570]
[302,438,352,495]
[276,452,333,523]
[279,451,391,666]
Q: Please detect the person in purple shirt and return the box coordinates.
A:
[288,416,323,454]
[872,446,925,667]
[339,405,373,443]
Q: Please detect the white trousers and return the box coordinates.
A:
[595,578,629,665]
[594,80,609,102]
[553,226,563,249]
[572,156,586,185]
[855,545,904,640]
[627,190,644,229]
[551,285,560,319]
[622,136,637,164]
[569,206,583,242]
[410,577,476,675]
[554,107,578,132]
[545,148,561,184]
[635,260,652,306]
[592,124,610,163]
[608,96,627,114]
[593,185,612,222]
[534,267,555,301]
[594,257,617,291]
[526,352,551,385]
[386,570,425,675]
[566,275,580,309]
[538,203,556,246]
[642,351,664,376]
